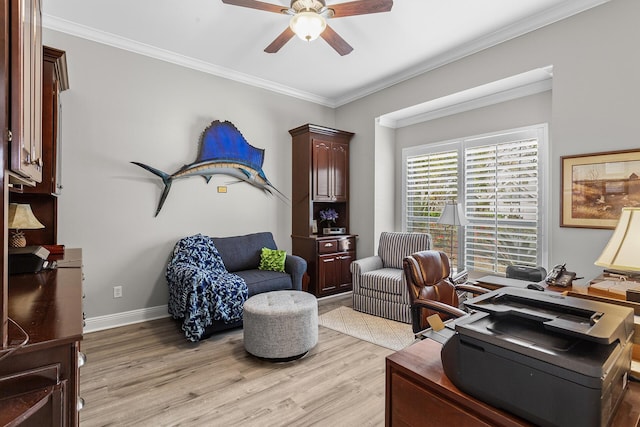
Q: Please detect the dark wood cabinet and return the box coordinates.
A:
[318,250,354,295]
[338,250,354,288]
[23,46,68,196]
[294,234,356,297]
[1,249,84,427]
[290,124,356,297]
[11,46,68,246]
[9,0,43,185]
[317,235,355,295]
[3,15,75,427]
[2,9,75,423]
[290,124,354,237]
[312,139,348,202]
[0,364,67,427]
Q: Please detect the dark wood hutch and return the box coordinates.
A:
[1,1,84,425]
[290,124,356,297]
[11,46,68,245]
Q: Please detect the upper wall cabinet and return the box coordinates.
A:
[10,0,43,185]
[23,46,69,195]
[312,139,349,202]
[10,46,68,245]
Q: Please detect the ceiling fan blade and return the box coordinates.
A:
[264,27,296,53]
[221,0,287,14]
[329,0,393,18]
[320,25,353,56]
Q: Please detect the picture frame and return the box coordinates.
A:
[311,220,318,234]
[561,149,640,229]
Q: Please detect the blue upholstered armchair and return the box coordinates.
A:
[351,232,431,323]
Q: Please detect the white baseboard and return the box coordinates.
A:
[84,291,352,333]
[84,305,171,333]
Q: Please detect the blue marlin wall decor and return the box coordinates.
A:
[132,120,285,216]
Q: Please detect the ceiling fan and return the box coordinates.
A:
[221,0,393,56]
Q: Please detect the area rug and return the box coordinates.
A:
[318,306,416,351]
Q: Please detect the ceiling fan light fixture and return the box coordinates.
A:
[289,11,326,42]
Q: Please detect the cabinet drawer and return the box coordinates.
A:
[318,240,338,254]
[389,372,495,426]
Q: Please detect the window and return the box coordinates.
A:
[403,125,547,274]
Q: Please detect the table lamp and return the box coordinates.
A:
[438,201,468,271]
[7,203,45,248]
[594,207,640,278]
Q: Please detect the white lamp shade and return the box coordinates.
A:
[290,11,326,42]
[595,207,640,272]
[8,203,45,229]
[437,202,468,227]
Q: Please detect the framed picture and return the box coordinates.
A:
[561,149,640,229]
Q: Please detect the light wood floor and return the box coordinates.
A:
[79,294,394,426]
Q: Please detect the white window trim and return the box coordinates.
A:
[402,124,549,272]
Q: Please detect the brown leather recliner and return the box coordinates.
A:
[403,250,488,334]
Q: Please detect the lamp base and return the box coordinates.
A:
[9,230,26,248]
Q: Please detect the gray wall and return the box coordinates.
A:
[44,30,334,321]
[45,0,639,325]
[338,0,640,284]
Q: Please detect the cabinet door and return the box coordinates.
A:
[24,46,66,195]
[24,49,54,193]
[312,139,332,201]
[10,0,43,184]
[331,142,349,202]
[0,365,66,427]
[318,254,339,294]
[338,251,354,290]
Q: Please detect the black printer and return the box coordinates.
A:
[429,287,634,427]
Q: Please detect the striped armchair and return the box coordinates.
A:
[351,232,432,323]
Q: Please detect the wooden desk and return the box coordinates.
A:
[474,276,568,293]
[475,274,636,299]
[386,339,640,427]
[0,249,84,427]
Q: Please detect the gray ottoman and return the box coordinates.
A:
[243,290,318,361]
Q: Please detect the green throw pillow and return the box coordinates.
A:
[259,247,286,272]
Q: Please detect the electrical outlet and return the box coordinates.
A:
[113,286,123,298]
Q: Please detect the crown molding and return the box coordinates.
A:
[43,0,608,109]
[333,0,609,107]
[42,15,336,107]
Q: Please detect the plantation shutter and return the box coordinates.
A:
[464,135,540,273]
[405,150,458,233]
[402,125,545,275]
